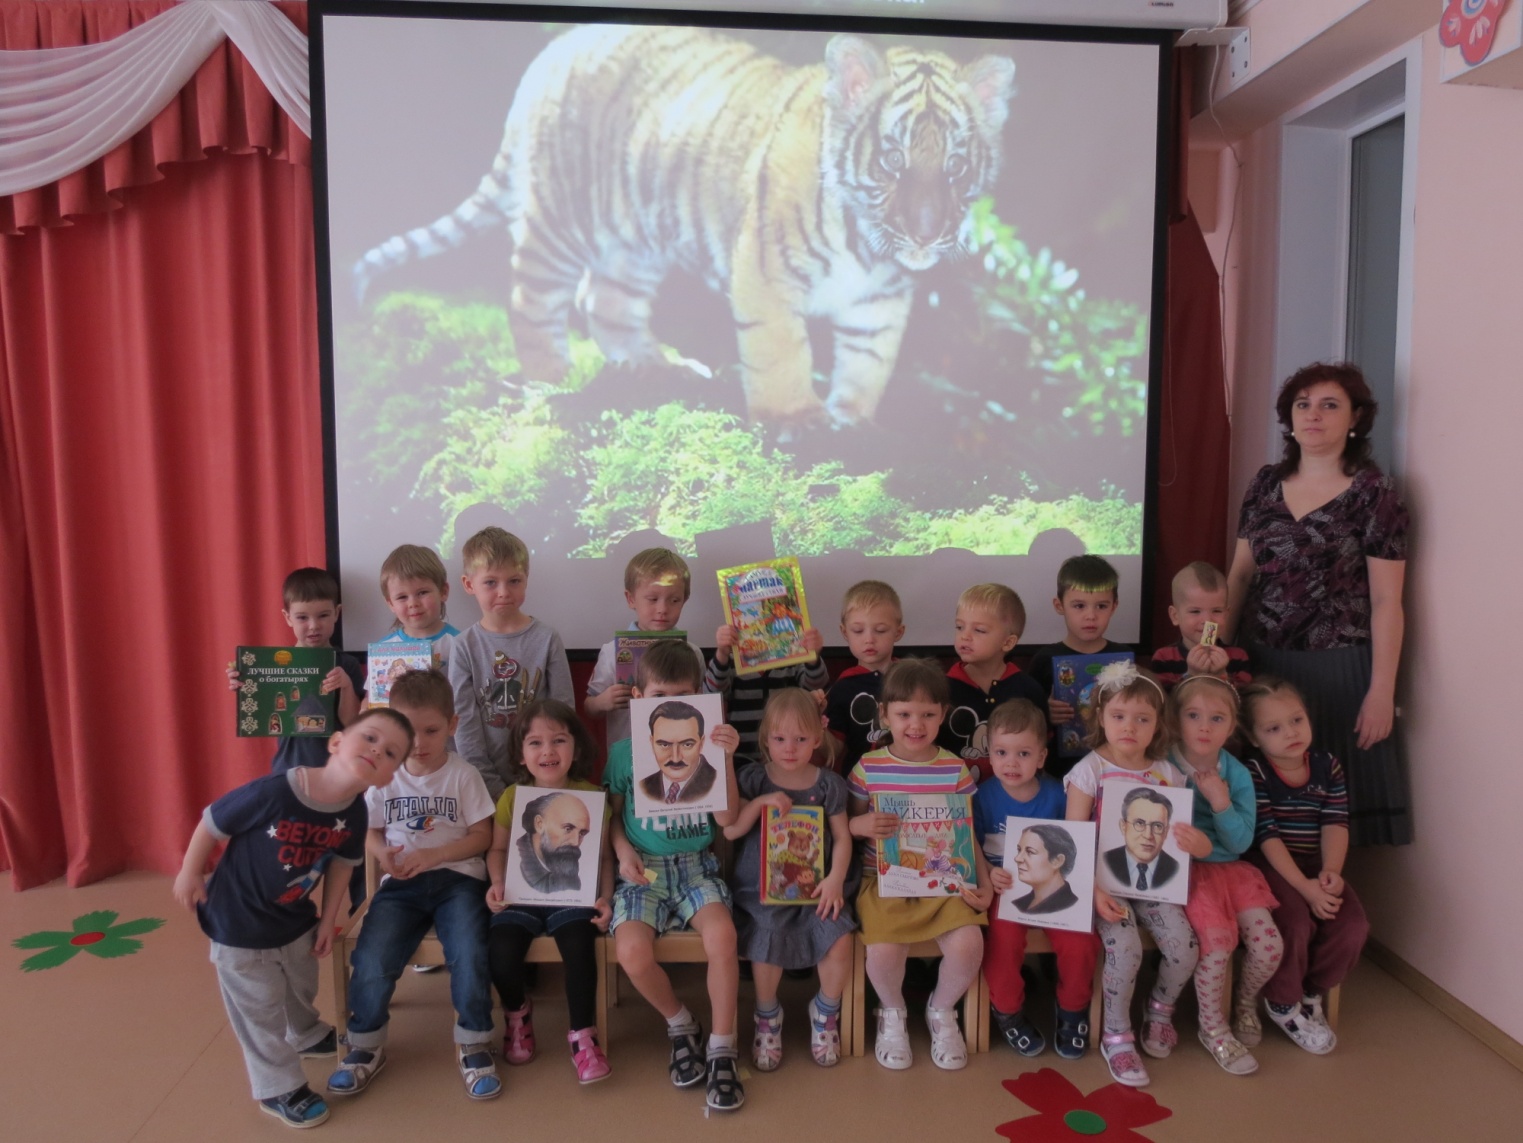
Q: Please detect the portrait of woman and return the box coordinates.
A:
[1011,824,1081,916]
[1226,362,1410,845]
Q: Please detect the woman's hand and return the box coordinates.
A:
[1355,687,1395,750]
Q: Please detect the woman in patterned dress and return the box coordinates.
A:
[1225,363,1410,845]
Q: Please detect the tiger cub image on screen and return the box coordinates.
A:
[353,24,1015,433]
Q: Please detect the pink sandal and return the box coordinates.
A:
[503,1000,536,1065]
[1141,999,1178,1059]
[568,1027,610,1084]
[1101,1031,1150,1087]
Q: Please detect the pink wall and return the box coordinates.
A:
[1201,27,1523,1044]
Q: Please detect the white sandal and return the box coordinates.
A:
[925,1002,967,1070]
[874,1007,912,1070]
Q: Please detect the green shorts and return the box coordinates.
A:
[611,849,731,935]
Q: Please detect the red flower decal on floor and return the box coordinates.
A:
[996,1069,1172,1141]
[1441,0,1508,66]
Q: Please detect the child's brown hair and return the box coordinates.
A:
[841,579,903,623]
[1238,676,1308,749]
[386,668,454,721]
[283,567,340,607]
[1056,555,1119,601]
[987,697,1047,741]
[345,707,416,755]
[504,699,599,786]
[1170,560,1226,604]
[634,638,703,693]
[879,657,951,708]
[1084,665,1171,759]
[381,544,449,606]
[461,526,529,575]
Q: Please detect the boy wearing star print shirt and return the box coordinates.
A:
[173,708,414,1128]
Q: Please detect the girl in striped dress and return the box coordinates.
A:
[848,659,995,1072]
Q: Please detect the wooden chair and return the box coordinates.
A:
[331,857,610,1047]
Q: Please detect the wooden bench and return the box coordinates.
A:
[331,858,610,1047]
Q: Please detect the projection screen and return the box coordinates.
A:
[315,3,1167,650]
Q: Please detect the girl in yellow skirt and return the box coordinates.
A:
[848,658,995,1071]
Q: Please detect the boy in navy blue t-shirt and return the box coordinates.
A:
[173,709,412,1129]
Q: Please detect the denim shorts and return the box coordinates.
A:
[490,904,598,936]
[611,849,730,935]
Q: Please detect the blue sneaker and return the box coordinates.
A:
[258,1084,330,1129]
[1054,1004,1091,1060]
[992,1008,1045,1057]
[326,1045,385,1095]
[458,1042,502,1100]
[298,1029,337,1058]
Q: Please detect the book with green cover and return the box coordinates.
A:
[613,629,688,687]
[716,557,813,676]
[235,646,335,737]
[760,804,826,905]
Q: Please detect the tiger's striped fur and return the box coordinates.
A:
[353,25,1015,430]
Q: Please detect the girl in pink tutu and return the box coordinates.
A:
[1168,675,1283,1076]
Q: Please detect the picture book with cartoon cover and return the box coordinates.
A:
[235,646,335,737]
[760,804,826,905]
[613,629,689,687]
[873,792,977,898]
[1052,651,1135,757]
[716,557,813,676]
[366,639,434,707]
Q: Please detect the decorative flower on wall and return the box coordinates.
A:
[12,910,165,972]
[995,1069,1172,1141]
[1441,0,1508,66]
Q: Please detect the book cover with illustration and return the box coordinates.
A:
[366,639,434,707]
[235,646,335,737]
[1052,651,1135,757]
[716,557,813,676]
[760,804,826,905]
[873,792,977,898]
[613,629,689,687]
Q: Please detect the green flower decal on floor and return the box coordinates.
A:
[12,911,165,972]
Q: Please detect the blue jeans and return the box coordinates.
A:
[346,869,493,1047]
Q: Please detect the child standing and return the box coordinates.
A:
[1148,562,1253,692]
[725,688,857,1070]
[327,670,499,1101]
[449,526,573,799]
[1063,663,1208,1088]
[584,547,707,743]
[705,610,827,769]
[1026,556,1132,777]
[940,584,1046,781]
[172,708,414,1129]
[486,699,615,1083]
[1168,675,1283,1076]
[824,580,905,773]
[226,568,365,776]
[604,640,746,1111]
[1241,677,1368,1054]
[372,544,459,672]
[849,658,995,1072]
[977,699,1097,1060]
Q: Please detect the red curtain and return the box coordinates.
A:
[0,1,322,888]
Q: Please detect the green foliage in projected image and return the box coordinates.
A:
[337,202,1146,559]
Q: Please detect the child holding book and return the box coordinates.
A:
[486,699,615,1083]
[172,708,413,1129]
[584,547,707,743]
[1241,677,1367,1055]
[724,688,857,1071]
[604,640,746,1111]
[849,658,995,1072]
[1026,556,1133,776]
[226,568,365,775]
[824,580,905,773]
[976,699,1097,1060]
[941,583,1046,781]
[1148,562,1253,692]
[1063,663,1209,1088]
[449,526,573,799]
[372,543,459,672]
[1167,675,1283,1076]
[328,669,499,1100]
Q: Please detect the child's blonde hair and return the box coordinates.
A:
[841,579,903,623]
[957,582,1026,638]
[757,688,825,763]
[381,544,449,597]
[1170,560,1226,604]
[1166,674,1239,734]
[1238,676,1308,748]
[504,698,599,786]
[1084,664,1171,759]
[624,547,691,600]
[462,527,529,574]
[879,657,950,708]
[988,697,1047,741]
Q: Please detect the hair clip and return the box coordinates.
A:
[1095,659,1165,701]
